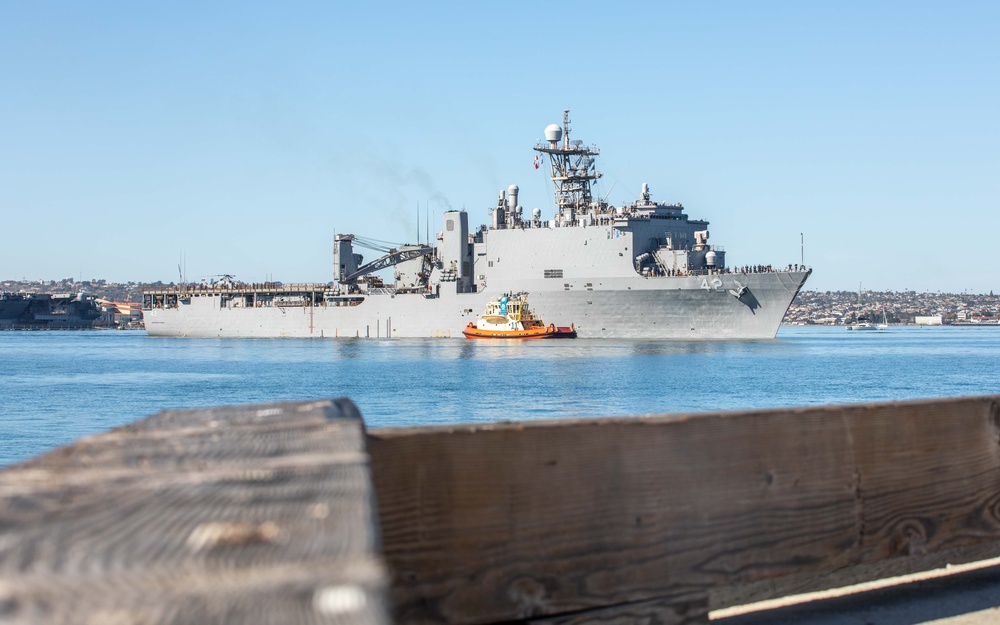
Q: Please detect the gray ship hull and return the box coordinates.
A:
[143,270,808,339]
[0,298,31,321]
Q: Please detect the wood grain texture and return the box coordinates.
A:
[0,398,390,625]
[709,541,1000,610]
[367,396,1000,624]
[526,592,708,625]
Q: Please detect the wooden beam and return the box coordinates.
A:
[0,398,390,625]
[368,396,1000,624]
[6,395,1000,624]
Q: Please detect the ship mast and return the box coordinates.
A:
[534,110,602,214]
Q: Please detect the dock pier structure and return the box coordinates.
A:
[3,396,1000,623]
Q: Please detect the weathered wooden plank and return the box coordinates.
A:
[712,560,1000,625]
[0,558,387,625]
[0,398,390,625]
[7,394,1000,624]
[526,592,708,625]
[709,541,1000,610]
[367,396,1000,624]
[849,399,1000,559]
[369,410,858,623]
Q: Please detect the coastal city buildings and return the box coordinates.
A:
[783,290,1000,326]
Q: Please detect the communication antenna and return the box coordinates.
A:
[177,251,187,284]
[800,233,804,266]
[601,163,630,204]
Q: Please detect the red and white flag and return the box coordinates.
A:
[533,155,540,169]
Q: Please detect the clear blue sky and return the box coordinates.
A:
[2,2,997,292]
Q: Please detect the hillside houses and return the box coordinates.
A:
[785,290,1000,326]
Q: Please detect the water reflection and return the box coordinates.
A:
[331,338,365,359]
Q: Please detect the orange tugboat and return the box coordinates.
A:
[463,293,577,339]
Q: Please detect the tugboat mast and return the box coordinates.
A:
[533,110,602,214]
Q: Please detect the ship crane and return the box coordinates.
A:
[342,246,434,282]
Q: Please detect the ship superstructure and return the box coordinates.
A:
[143,111,810,339]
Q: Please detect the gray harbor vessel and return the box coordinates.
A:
[0,292,104,329]
[143,112,811,339]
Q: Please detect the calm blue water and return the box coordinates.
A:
[2,326,999,466]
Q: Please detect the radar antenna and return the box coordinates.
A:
[533,110,602,213]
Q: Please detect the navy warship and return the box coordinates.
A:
[143,112,811,339]
[0,292,103,329]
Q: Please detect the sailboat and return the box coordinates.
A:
[876,307,889,330]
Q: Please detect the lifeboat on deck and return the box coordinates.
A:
[463,293,577,340]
